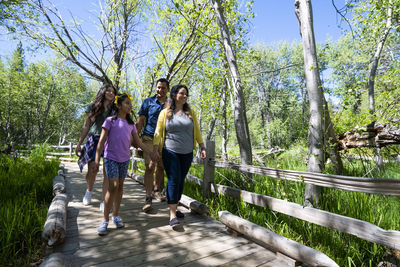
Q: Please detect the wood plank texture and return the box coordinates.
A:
[185,172,400,250]
[210,160,400,196]
[46,162,294,267]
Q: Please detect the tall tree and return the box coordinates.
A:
[0,0,36,33]
[364,0,395,115]
[295,0,324,206]
[16,0,145,90]
[212,0,252,165]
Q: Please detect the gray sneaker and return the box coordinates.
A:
[142,197,152,212]
[97,221,108,236]
[112,216,124,228]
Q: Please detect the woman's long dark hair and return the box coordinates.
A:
[166,84,192,120]
[111,93,134,125]
[88,83,116,121]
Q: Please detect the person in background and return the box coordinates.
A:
[153,84,206,229]
[136,78,169,212]
[77,84,116,211]
[95,92,158,235]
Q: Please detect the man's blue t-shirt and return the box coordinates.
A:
[138,95,165,138]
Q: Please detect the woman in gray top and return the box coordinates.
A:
[76,84,116,210]
[153,84,207,229]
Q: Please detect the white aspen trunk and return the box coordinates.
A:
[367,1,392,172]
[295,0,324,207]
[213,0,252,165]
[222,77,229,161]
[368,1,393,115]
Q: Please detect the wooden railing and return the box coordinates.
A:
[131,140,400,252]
[15,143,75,157]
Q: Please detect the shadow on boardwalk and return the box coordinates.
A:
[47,161,294,266]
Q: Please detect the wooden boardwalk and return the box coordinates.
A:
[47,161,295,266]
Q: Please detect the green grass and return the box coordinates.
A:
[0,146,59,266]
[182,149,400,267]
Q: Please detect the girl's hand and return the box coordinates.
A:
[75,144,81,157]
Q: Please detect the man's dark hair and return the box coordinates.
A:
[156,78,169,89]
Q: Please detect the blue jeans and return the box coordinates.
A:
[162,149,193,204]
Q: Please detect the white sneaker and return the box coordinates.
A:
[82,190,92,205]
[99,201,113,213]
[99,201,104,212]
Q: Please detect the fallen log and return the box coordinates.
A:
[179,195,209,215]
[219,211,339,267]
[52,175,65,196]
[42,193,68,246]
[339,122,400,150]
[40,252,69,267]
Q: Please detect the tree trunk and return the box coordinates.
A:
[221,77,229,161]
[295,0,324,207]
[323,98,343,174]
[206,117,217,141]
[366,1,392,172]
[212,0,252,165]
[368,1,392,115]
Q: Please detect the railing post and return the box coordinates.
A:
[202,140,215,199]
[69,142,73,157]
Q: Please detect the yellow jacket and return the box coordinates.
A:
[153,108,204,152]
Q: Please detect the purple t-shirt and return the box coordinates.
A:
[102,117,137,162]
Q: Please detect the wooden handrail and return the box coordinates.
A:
[185,174,400,250]
[202,160,400,196]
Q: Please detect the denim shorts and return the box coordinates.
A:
[87,136,101,162]
[104,158,130,179]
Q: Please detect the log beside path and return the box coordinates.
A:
[44,161,297,266]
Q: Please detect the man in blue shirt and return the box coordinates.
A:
[136,78,169,212]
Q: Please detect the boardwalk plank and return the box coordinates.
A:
[48,162,292,266]
[218,249,277,266]
[94,234,246,266]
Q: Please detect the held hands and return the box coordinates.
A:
[150,151,160,162]
[200,149,207,160]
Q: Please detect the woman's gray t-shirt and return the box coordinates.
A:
[164,113,194,154]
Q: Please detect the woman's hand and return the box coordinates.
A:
[75,143,82,157]
[94,160,100,173]
[150,151,159,162]
[200,148,206,160]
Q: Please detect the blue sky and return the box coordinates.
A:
[249,0,348,44]
[0,0,349,59]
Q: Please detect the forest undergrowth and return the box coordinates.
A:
[0,146,59,266]
[179,144,400,267]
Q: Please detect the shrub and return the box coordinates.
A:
[0,146,59,266]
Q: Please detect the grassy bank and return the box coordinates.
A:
[181,150,400,267]
[0,147,59,266]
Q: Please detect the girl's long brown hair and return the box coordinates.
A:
[88,83,116,121]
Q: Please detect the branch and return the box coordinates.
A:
[241,63,302,78]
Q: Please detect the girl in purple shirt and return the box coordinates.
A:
[95,92,158,236]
